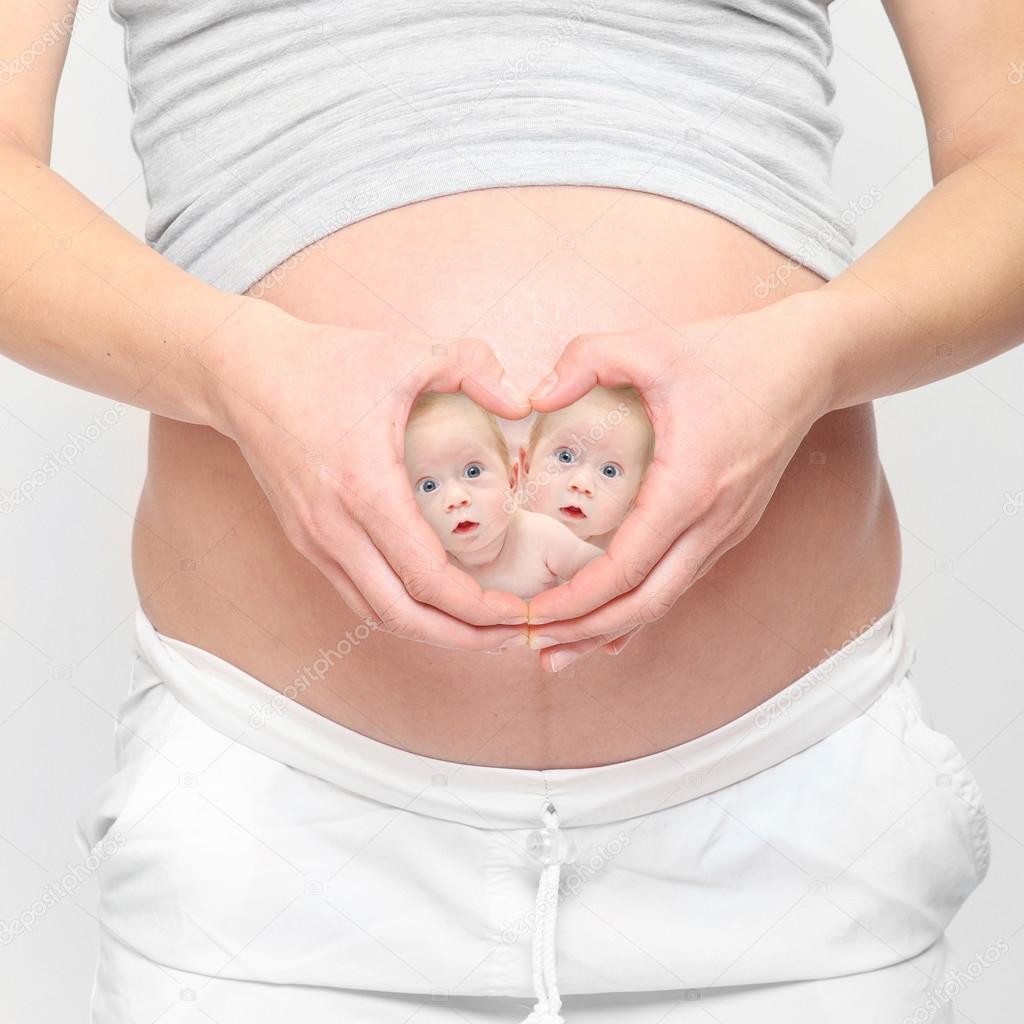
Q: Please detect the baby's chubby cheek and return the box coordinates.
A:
[593,493,631,530]
[522,475,557,513]
[415,500,453,550]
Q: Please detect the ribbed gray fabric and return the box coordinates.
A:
[109,0,856,296]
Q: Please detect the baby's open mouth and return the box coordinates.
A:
[560,505,586,519]
[452,520,479,534]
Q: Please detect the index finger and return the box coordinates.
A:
[526,453,699,624]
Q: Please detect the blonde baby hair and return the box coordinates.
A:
[407,390,511,468]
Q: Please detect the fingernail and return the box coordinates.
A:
[529,615,557,626]
[529,372,558,401]
[528,634,560,650]
[502,615,529,625]
[501,634,529,649]
[499,373,531,409]
[549,650,580,672]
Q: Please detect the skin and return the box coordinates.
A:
[404,396,603,601]
[518,388,654,549]
[133,192,903,769]
[3,0,1024,770]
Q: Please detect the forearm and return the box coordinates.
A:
[795,145,1024,413]
[0,132,258,429]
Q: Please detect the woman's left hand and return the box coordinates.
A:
[524,292,838,671]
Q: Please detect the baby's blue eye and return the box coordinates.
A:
[463,462,484,479]
[418,478,439,494]
[600,463,622,479]
[554,447,576,465]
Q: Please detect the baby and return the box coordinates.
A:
[403,391,603,601]
[517,385,654,549]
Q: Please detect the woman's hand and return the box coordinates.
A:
[200,299,533,651]
[523,294,837,671]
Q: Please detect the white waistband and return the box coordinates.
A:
[133,601,916,832]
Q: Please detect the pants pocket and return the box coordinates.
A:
[896,669,992,883]
[74,653,183,856]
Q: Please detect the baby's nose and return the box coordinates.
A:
[445,488,471,511]
[568,473,593,496]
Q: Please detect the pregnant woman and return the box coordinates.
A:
[3,0,1021,1021]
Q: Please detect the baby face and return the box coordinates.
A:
[522,391,652,540]
[404,399,514,557]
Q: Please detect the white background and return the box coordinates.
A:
[1,0,1022,1019]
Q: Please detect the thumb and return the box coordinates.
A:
[429,336,532,419]
[528,332,634,411]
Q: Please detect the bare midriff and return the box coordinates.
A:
[131,185,901,769]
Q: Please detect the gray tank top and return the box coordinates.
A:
[109,0,856,295]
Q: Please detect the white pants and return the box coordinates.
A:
[75,602,990,1023]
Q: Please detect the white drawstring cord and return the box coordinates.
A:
[519,801,576,1024]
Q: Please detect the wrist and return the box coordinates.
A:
[195,295,299,438]
[774,284,887,416]
[717,290,842,432]
[759,287,854,420]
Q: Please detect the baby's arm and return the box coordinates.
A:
[543,522,603,582]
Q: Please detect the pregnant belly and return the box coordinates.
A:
[132,185,901,768]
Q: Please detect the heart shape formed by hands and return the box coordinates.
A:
[403,384,654,602]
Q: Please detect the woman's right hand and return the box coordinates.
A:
[197,299,532,651]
